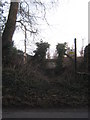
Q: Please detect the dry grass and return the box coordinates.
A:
[2,56,88,108]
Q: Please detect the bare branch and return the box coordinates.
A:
[16,20,37,33]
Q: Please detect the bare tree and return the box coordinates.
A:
[16,0,58,39]
[2,2,19,48]
[2,0,58,60]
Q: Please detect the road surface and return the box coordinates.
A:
[2,108,88,118]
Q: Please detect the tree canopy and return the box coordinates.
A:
[55,42,67,74]
[84,44,90,72]
[56,42,67,57]
[34,40,50,61]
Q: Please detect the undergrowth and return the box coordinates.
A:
[2,61,88,108]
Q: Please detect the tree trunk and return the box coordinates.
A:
[2,2,19,50]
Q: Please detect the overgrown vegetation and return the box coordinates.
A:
[2,0,88,109]
[2,43,88,108]
[2,41,18,67]
[2,64,88,108]
[84,44,90,72]
[55,42,67,74]
[34,41,50,63]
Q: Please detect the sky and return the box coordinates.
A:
[12,0,89,57]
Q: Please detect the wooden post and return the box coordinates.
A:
[74,38,77,77]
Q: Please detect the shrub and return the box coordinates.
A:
[55,42,67,74]
[84,44,90,72]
